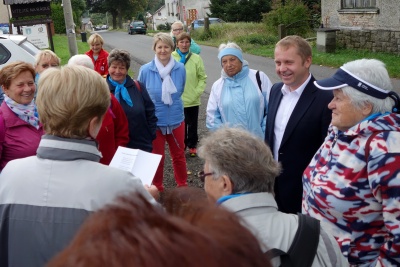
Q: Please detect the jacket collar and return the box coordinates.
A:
[221,192,278,213]
[37,135,102,162]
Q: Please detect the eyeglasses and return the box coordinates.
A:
[198,171,214,182]
[172,28,183,32]
[41,64,59,69]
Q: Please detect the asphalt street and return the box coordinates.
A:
[99,30,400,93]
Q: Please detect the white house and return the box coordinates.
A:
[152,0,210,30]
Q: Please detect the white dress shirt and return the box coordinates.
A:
[273,74,311,160]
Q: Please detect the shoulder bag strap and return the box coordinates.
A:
[286,214,320,267]
[184,52,192,65]
[133,79,142,92]
[256,70,262,92]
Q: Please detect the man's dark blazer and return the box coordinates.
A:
[265,75,332,214]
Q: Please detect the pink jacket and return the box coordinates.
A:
[0,103,44,170]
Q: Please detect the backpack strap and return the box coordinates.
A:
[287,214,320,267]
[265,214,320,267]
[184,52,192,65]
[133,79,142,92]
[256,70,262,92]
[365,131,386,160]
[264,248,292,266]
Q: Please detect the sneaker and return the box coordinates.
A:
[189,148,197,157]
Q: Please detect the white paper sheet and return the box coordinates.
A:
[109,146,162,185]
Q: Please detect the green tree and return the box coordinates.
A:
[89,0,147,29]
[264,0,311,36]
[51,0,86,33]
[209,0,271,22]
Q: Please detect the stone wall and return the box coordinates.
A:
[336,29,400,55]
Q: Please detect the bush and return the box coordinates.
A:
[157,22,171,31]
[234,33,278,46]
[263,0,312,37]
[51,3,66,34]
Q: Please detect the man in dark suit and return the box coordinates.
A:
[265,35,332,214]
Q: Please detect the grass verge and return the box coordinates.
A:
[190,23,400,78]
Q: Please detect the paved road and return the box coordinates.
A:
[99,31,400,93]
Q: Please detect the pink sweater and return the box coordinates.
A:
[0,103,44,170]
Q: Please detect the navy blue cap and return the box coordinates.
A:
[314,67,389,99]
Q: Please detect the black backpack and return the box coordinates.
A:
[265,214,320,267]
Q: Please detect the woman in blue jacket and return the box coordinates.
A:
[138,33,187,192]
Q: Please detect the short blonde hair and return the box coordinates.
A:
[152,32,174,51]
[36,66,110,138]
[35,49,61,66]
[88,33,104,46]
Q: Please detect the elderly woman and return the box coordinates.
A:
[86,33,109,76]
[172,32,207,157]
[302,59,400,266]
[138,33,187,192]
[0,66,158,267]
[106,49,157,153]
[34,49,60,86]
[170,20,201,54]
[0,61,44,170]
[68,54,129,165]
[206,42,272,139]
[198,127,347,267]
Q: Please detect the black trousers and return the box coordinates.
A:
[184,106,199,149]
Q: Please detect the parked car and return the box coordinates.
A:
[101,25,109,30]
[94,25,102,31]
[192,18,225,29]
[0,34,39,69]
[128,21,147,35]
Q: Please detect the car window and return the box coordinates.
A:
[0,44,11,64]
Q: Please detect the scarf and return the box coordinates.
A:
[155,55,177,105]
[4,95,40,129]
[108,76,133,107]
[176,49,189,63]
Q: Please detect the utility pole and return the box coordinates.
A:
[62,0,78,57]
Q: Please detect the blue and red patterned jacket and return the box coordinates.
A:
[302,112,400,266]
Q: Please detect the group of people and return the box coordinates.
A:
[202,33,400,266]
[0,22,398,266]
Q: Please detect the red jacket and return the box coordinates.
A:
[86,49,109,76]
[96,94,129,165]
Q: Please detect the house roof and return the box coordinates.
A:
[4,0,50,5]
[153,5,165,16]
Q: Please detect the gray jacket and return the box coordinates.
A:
[0,135,155,267]
[221,192,348,267]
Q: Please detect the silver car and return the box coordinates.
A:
[0,34,40,69]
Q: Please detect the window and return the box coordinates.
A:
[342,0,376,8]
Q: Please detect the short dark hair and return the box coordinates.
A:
[175,32,191,43]
[108,49,131,70]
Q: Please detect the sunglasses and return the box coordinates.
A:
[172,28,183,32]
[198,171,214,182]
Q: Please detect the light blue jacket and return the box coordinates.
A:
[206,63,271,139]
[138,59,186,127]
